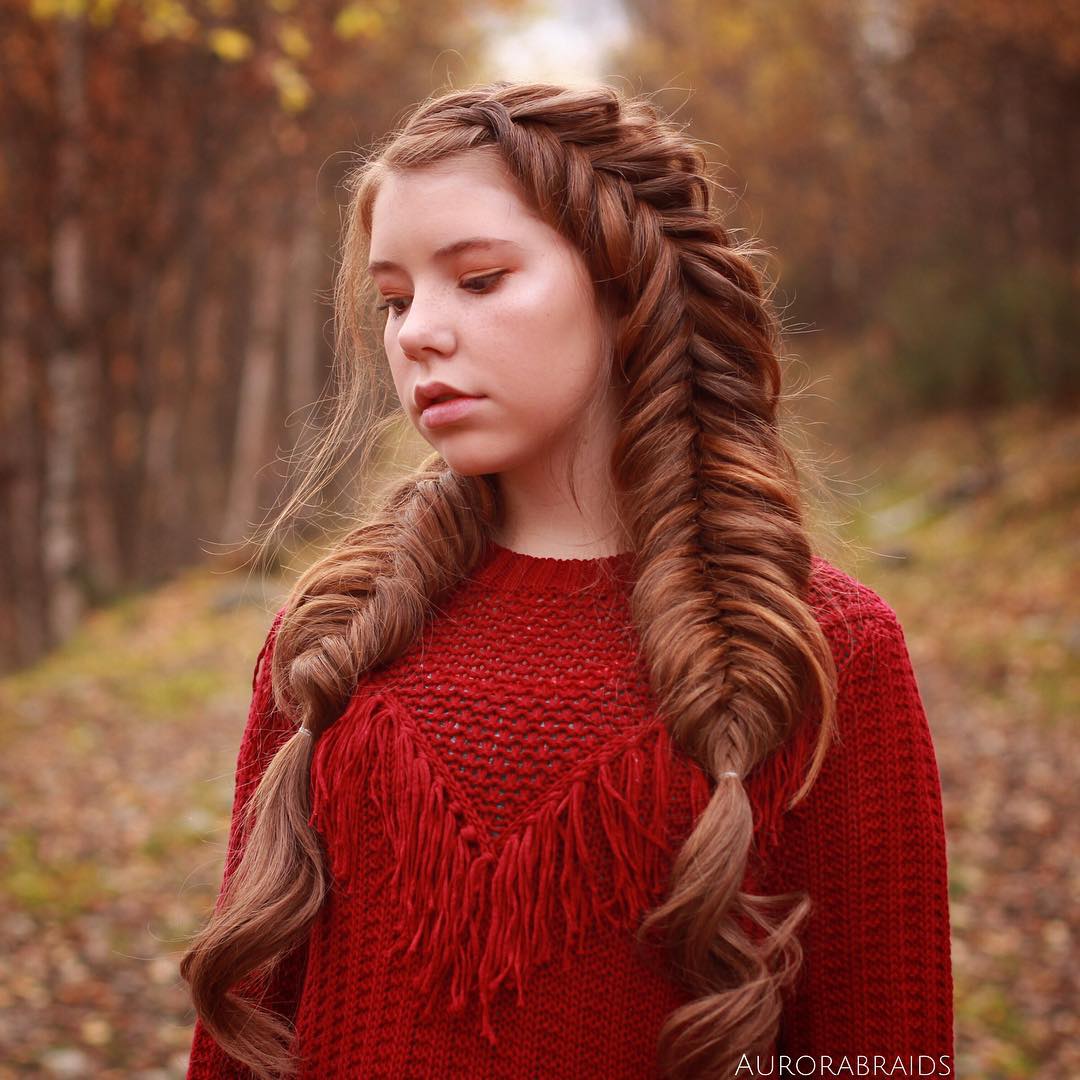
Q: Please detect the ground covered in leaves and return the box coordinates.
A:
[0,403,1075,1078]
[0,575,291,1078]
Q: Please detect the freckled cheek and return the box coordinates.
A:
[485,278,574,343]
[504,283,597,372]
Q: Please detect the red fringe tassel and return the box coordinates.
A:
[308,690,811,1046]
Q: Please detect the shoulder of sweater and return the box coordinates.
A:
[807,553,898,627]
[807,554,911,683]
[800,560,935,797]
[768,560,936,837]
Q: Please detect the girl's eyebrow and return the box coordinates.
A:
[367,236,523,275]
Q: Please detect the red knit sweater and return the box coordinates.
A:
[186,541,954,1078]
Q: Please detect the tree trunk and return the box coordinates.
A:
[137,260,188,578]
[189,289,227,537]
[42,15,89,643]
[222,225,286,551]
[0,255,48,670]
[81,342,123,602]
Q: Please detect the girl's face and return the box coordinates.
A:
[367,153,613,479]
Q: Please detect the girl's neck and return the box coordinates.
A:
[490,535,633,560]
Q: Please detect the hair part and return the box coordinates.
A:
[181,80,840,1078]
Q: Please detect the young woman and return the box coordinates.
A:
[181,82,954,1079]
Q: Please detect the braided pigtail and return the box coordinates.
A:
[181,459,499,1076]
[599,110,838,1075]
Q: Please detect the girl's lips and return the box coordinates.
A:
[419,395,485,429]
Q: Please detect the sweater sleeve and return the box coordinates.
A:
[186,607,310,1079]
[766,604,955,1072]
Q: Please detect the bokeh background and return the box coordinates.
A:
[1,0,1077,1076]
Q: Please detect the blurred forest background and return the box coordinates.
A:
[0,0,1076,1076]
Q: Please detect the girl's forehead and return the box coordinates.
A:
[368,168,561,269]
[372,164,525,228]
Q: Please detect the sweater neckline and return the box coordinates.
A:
[473,538,636,592]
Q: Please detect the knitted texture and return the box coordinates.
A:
[186,541,954,1078]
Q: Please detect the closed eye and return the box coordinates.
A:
[461,271,506,294]
[376,271,508,318]
[375,296,409,317]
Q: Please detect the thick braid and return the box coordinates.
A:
[606,163,821,1073]
[276,456,499,736]
[182,457,501,1078]
[600,104,834,1076]
[600,120,812,1071]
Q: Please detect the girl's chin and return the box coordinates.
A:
[419,442,505,476]
[417,424,544,477]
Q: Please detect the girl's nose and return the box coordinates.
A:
[396,296,456,360]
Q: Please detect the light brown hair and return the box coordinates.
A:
[180,80,839,1078]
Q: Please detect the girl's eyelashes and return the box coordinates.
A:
[375,297,407,316]
[461,270,507,294]
[375,270,508,318]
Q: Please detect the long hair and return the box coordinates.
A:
[180,81,840,1078]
